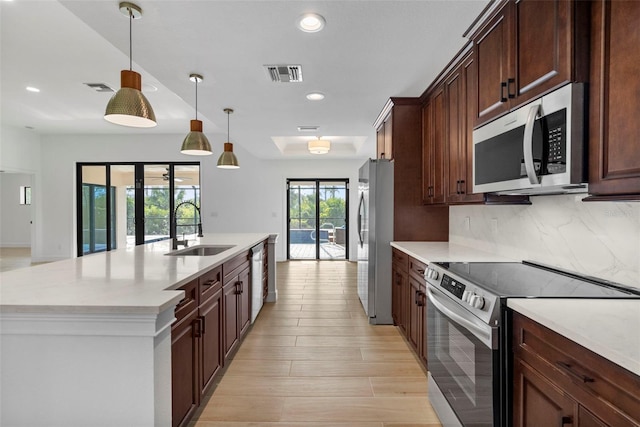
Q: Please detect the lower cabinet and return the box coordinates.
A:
[172,249,253,427]
[392,248,428,369]
[512,311,640,427]
[222,251,252,360]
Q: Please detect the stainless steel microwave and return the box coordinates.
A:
[472,83,587,195]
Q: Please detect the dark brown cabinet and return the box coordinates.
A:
[512,311,640,427]
[586,0,640,199]
[376,114,393,160]
[472,0,588,127]
[374,99,449,241]
[222,251,251,360]
[172,267,223,427]
[422,87,446,205]
[391,247,427,369]
[445,53,485,204]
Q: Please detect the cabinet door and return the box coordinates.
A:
[383,115,393,160]
[422,101,434,204]
[513,357,575,427]
[172,309,199,427]
[513,0,571,105]
[376,125,385,159]
[446,67,464,204]
[587,0,640,197]
[408,276,422,352]
[223,282,239,359]
[461,54,486,203]
[199,289,222,396]
[474,2,513,126]
[392,266,403,327]
[419,284,427,367]
[431,87,446,204]
[238,266,251,338]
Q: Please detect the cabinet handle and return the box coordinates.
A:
[417,291,425,307]
[562,416,573,426]
[456,180,461,194]
[556,361,595,383]
[202,279,215,287]
[507,78,516,99]
[193,317,202,338]
[500,81,508,103]
[199,315,206,335]
[459,180,465,194]
[416,269,425,274]
[235,282,241,295]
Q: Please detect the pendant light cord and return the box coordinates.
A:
[129,8,133,71]
[195,78,198,121]
[227,110,230,141]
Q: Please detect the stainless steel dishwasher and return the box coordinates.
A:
[250,244,264,323]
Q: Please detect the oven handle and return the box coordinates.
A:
[523,103,541,186]
[426,286,495,349]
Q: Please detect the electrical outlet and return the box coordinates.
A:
[210,211,218,217]
[464,217,471,231]
[491,218,498,234]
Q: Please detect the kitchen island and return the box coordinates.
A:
[0,233,276,427]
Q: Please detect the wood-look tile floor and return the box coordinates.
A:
[189,261,441,427]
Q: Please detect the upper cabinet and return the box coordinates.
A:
[472,0,588,127]
[376,113,393,160]
[585,0,640,200]
[422,86,446,205]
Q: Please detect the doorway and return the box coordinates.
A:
[76,162,200,256]
[287,179,349,260]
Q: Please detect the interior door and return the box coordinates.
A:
[287,181,317,260]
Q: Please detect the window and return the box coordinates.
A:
[19,186,31,205]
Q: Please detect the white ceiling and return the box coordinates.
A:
[0,0,488,160]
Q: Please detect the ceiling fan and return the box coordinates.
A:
[148,168,192,183]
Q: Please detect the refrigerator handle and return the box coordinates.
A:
[357,193,365,247]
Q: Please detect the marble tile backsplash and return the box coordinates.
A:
[449,195,640,289]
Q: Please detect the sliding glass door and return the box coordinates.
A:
[77,162,200,256]
[287,179,349,260]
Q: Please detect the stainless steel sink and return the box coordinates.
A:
[166,245,235,256]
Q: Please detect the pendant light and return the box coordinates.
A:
[180,74,212,155]
[104,2,157,128]
[308,136,331,154]
[217,108,240,169]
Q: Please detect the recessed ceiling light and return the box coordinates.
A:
[297,13,325,33]
[26,86,40,93]
[306,92,325,101]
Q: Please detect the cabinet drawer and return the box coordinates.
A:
[223,251,251,285]
[200,266,222,302]
[174,278,199,323]
[512,312,640,426]
[409,257,427,281]
[392,248,409,272]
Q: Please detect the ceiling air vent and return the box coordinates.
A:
[84,83,114,93]
[264,65,303,83]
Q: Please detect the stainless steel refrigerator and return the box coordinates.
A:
[357,159,394,325]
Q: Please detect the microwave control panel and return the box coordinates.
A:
[543,109,567,174]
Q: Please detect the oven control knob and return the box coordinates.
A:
[426,268,439,280]
[462,290,472,303]
[470,295,485,309]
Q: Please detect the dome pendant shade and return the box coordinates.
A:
[105,70,157,128]
[181,120,212,155]
[308,138,331,154]
[217,143,240,169]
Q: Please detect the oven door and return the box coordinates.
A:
[426,284,499,427]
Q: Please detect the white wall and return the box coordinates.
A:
[0,173,32,247]
[0,125,42,251]
[38,133,365,261]
[449,195,640,289]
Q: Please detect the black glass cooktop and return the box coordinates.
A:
[434,261,640,298]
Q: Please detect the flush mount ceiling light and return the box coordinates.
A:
[180,73,212,156]
[217,108,240,169]
[104,2,157,128]
[26,86,40,93]
[306,92,325,101]
[297,13,326,32]
[308,137,331,154]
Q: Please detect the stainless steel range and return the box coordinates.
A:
[423,261,640,427]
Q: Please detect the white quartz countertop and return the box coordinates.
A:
[390,241,516,264]
[508,299,640,376]
[0,233,272,315]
